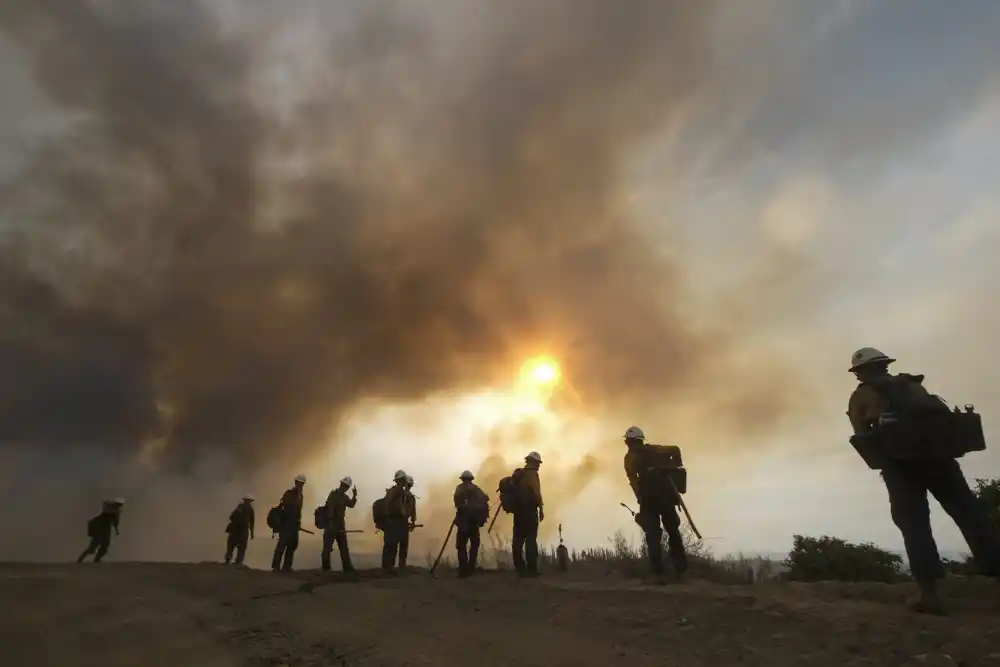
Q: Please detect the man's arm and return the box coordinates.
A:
[848,385,886,436]
[453,486,465,510]
[249,507,255,538]
[346,490,357,508]
[624,453,641,501]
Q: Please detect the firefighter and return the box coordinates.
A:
[322,477,357,573]
[454,470,489,577]
[623,426,688,583]
[225,494,255,565]
[271,474,306,572]
[380,470,410,575]
[847,347,1000,615]
[77,498,124,563]
[513,452,544,577]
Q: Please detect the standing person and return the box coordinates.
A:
[380,470,410,575]
[271,474,306,573]
[225,494,255,565]
[77,498,125,563]
[512,452,544,577]
[847,347,1000,615]
[322,477,358,573]
[454,470,489,578]
[399,475,418,571]
[623,426,688,583]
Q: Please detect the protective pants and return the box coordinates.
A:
[322,526,354,572]
[638,501,688,577]
[225,529,249,565]
[399,523,410,569]
[77,533,111,563]
[381,516,406,572]
[512,508,539,573]
[271,523,300,572]
[882,458,1000,582]
[456,518,481,576]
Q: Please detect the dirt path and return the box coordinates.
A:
[1,563,998,667]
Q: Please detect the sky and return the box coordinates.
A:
[0,0,998,565]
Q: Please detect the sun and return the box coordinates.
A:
[519,356,561,388]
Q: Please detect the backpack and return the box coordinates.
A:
[266,506,282,532]
[372,497,388,531]
[864,373,950,420]
[851,374,986,469]
[637,444,688,498]
[86,515,100,538]
[459,486,490,525]
[314,505,328,530]
[498,468,526,513]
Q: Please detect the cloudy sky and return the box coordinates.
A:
[0,0,998,563]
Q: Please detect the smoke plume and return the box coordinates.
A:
[0,0,820,559]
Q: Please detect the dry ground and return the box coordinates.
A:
[1,562,999,667]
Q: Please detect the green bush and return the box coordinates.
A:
[782,534,906,583]
[973,477,1000,532]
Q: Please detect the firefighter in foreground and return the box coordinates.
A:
[623,426,688,583]
[321,476,358,573]
[271,473,306,572]
[224,494,255,565]
[378,470,412,575]
[453,470,490,577]
[77,498,125,563]
[513,451,544,577]
[847,347,1000,615]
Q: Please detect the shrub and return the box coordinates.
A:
[782,534,905,583]
[973,477,1000,532]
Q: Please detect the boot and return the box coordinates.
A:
[908,580,947,616]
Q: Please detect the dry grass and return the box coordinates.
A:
[427,523,782,585]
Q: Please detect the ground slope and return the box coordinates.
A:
[1,563,998,667]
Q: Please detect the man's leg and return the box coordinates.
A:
[882,462,946,614]
[524,510,540,574]
[94,536,111,563]
[638,506,665,575]
[469,525,481,572]
[272,532,288,571]
[927,459,1000,577]
[456,524,470,576]
[77,538,99,563]
[235,536,248,565]
[225,534,236,564]
[281,528,299,571]
[321,527,334,571]
[382,520,400,572]
[399,526,410,570]
[511,513,526,572]
[335,532,354,572]
[662,505,689,579]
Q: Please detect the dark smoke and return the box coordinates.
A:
[0,0,803,470]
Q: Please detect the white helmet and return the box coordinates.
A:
[340,476,352,487]
[460,470,474,481]
[849,348,896,372]
[294,473,307,484]
[624,426,645,441]
[525,451,542,463]
[113,497,125,505]
[394,469,408,481]
[242,494,255,501]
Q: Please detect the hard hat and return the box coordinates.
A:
[242,494,255,501]
[394,469,408,481]
[294,473,307,483]
[405,475,414,485]
[113,497,125,505]
[340,476,352,487]
[460,470,474,481]
[849,347,896,372]
[525,451,542,463]
[624,426,645,440]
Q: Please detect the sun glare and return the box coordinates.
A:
[520,356,561,388]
